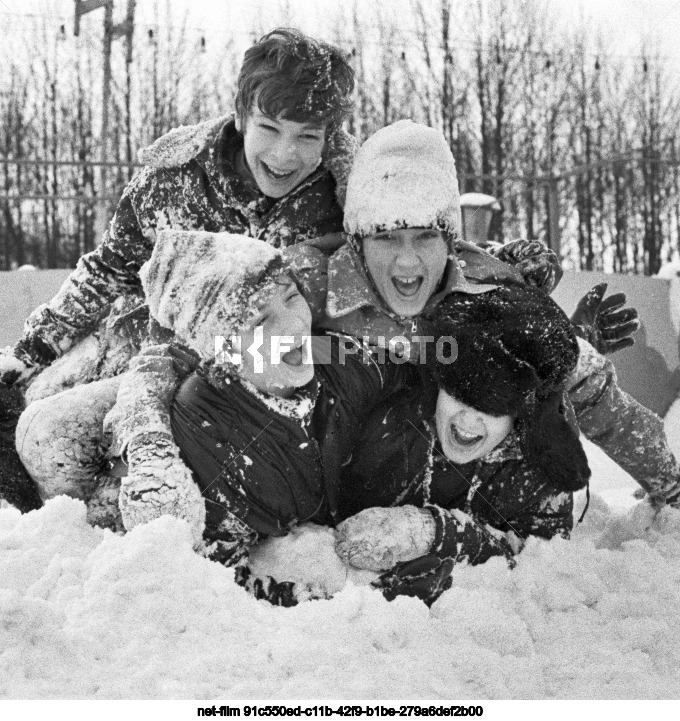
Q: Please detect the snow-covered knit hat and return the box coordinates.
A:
[343,120,461,240]
[423,283,590,492]
[141,230,289,360]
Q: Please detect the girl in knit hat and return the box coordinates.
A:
[334,282,591,605]
[106,229,415,565]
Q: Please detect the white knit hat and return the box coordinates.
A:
[141,230,287,359]
[343,119,461,238]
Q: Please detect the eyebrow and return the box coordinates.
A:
[255,112,325,131]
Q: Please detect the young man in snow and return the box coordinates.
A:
[288,119,680,506]
[2,28,355,508]
[334,283,592,604]
[105,229,416,568]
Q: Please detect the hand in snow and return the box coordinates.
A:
[490,239,563,295]
[120,431,206,548]
[374,555,454,607]
[335,506,436,572]
[570,283,640,355]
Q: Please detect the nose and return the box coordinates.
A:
[452,409,481,431]
[270,135,298,165]
[394,239,420,269]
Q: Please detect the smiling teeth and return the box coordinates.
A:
[396,276,418,283]
[264,162,294,178]
[454,427,480,441]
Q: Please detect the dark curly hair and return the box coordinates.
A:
[235,28,355,133]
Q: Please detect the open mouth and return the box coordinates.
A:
[450,424,484,448]
[261,160,296,181]
[282,344,304,367]
[391,275,424,298]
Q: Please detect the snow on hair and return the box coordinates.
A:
[235,28,355,130]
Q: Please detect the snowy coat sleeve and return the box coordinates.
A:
[567,338,680,501]
[427,506,515,565]
[428,482,573,565]
[15,167,167,367]
[104,341,199,458]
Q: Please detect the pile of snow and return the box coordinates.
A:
[655,261,680,280]
[2,416,680,699]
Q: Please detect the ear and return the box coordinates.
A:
[235,114,243,133]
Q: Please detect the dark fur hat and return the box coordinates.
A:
[422,282,590,492]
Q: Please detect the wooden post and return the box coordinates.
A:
[74,0,135,241]
[74,0,109,37]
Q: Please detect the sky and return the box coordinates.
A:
[2,0,680,63]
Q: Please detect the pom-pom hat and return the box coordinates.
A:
[343,120,461,240]
[141,230,289,360]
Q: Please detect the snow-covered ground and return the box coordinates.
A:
[1,407,680,700]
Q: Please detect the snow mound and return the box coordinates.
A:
[3,492,680,699]
[3,413,680,698]
[655,261,680,280]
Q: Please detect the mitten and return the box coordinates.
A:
[489,239,563,294]
[120,431,206,548]
[570,283,640,355]
[374,555,454,606]
[335,506,436,572]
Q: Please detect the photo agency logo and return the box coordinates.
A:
[214,331,458,371]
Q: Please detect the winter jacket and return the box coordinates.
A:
[168,334,416,564]
[339,384,574,568]
[15,115,354,369]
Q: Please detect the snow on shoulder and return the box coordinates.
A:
[137,114,231,168]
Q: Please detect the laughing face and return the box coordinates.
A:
[236,108,327,199]
[362,228,449,317]
[236,280,314,397]
[435,389,514,463]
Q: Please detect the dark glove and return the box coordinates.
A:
[570,283,640,355]
[373,554,454,607]
[235,564,298,607]
[165,343,201,378]
[0,385,43,513]
[489,239,563,294]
